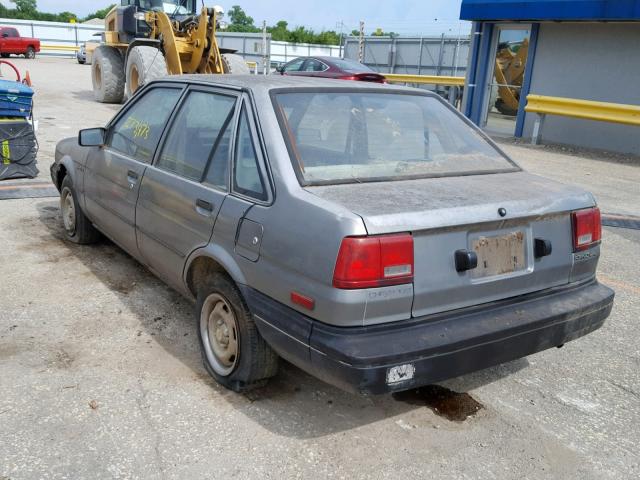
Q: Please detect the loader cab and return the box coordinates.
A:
[121,0,197,16]
[116,0,198,43]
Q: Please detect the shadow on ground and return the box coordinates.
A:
[33,199,528,438]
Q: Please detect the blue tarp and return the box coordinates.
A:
[460,0,640,21]
[0,79,34,118]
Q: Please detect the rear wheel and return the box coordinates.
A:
[197,274,278,392]
[221,53,250,75]
[1,53,9,58]
[92,45,125,104]
[60,176,100,245]
[125,46,168,98]
[24,47,35,59]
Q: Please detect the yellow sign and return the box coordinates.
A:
[2,140,10,165]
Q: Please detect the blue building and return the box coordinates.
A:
[460,0,640,154]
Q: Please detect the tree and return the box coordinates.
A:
[83,4,116,21]
[226,5,260,33]
[11,0,37,13]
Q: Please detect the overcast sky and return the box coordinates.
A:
[23,0,468,35]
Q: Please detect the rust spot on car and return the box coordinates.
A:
[393,385,483,422]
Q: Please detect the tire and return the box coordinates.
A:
[78,59,86,65]
[24,46,36,59]
[60,176,100,245]
[221,53,250,75]
[1,53,9,58]
[125,46,168,98]
[92,46,125,103]
[197,274,278,392]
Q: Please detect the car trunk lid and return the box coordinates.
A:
[306,171,595,317]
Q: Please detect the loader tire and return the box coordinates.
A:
[222,53,250,75]
[126,46,168,98]
[92,46,125,104]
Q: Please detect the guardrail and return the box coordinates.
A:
[384,74,465,87]
[525,94,640,145]
[41,44,79,52]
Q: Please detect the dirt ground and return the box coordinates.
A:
[1,57,639,479]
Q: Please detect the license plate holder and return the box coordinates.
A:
[471,231,526,278]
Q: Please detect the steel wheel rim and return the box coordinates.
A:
[60,187,76,235]
[200,293,239,376]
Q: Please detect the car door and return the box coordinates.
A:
[280,58,307,77]
[213,96,273,274]
[135,86,239,291]
[84,85,184,259]
[3,29,20,54]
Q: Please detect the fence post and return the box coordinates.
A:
[531,113,546,145]
[418,37,424,75]
[436,33,445,76]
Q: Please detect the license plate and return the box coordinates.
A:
[471,231,526,278]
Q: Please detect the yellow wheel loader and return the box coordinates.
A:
[493,38,529,116]
[92,0,249,103]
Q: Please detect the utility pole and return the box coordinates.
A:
[358,21,365,63]
[336,20,346,58]
[262,20,268,75]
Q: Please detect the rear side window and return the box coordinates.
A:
[156,90,237,183]
[108,87,182,164]
[233,106,267,201]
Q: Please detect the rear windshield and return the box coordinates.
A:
[273,92,518,185]
[328,58,374,73]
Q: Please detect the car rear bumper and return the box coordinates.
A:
[242,279,614,395]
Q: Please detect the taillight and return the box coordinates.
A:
[333,234,414,289]
[338,75,358,81]
[572,207,601,251]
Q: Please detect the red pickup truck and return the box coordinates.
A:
[0,27,40,59]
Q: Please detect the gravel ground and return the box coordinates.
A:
[0,57,639,479]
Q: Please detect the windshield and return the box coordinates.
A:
[273,92,518,185]
[138,0,195,15]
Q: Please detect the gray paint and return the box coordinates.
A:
[523,23,640,155]
[53,74,600,329]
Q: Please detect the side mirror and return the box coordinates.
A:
[79,127,106,147]
[275,65,284,74]
[2,33,9,38]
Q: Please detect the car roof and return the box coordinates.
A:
[163,74,429,95]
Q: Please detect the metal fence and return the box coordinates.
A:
[270,40,341,65]
[1,17,471,80]
[0,18,270,69]
[343,35,470,77]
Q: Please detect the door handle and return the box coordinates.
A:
[195,199,214,215]
[127,170,139,188]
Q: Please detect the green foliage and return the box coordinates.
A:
[83,4,117,22]
[1,0,78,22]
[0,2,343,45]
[11,0,37,13]
[227,5,341,45]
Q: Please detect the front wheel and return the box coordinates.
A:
[221,53,250,75]
[25,47,36,59]
[197,275,278,392]
[125,45,168,98]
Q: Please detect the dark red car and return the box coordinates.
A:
[276,56,386,83]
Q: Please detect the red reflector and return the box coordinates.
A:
[291,292,315,311]
[333,234,414,289]
[572,207,601,251]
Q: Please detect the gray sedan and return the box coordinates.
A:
[51,75,614,394]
